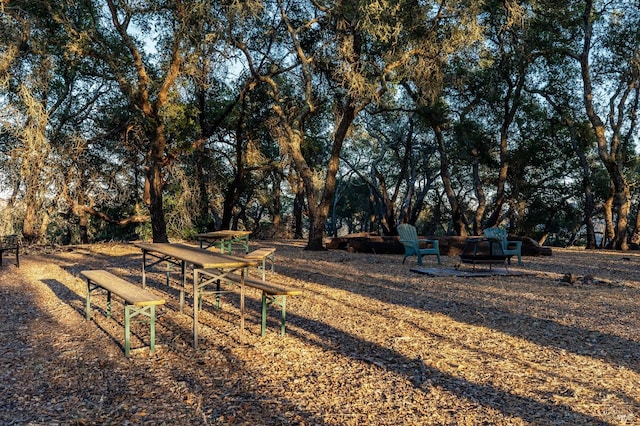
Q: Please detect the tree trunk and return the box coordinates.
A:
[629,205,640,247]
[194,147,209,229]
[485,130,510,228]
[22,196,40,243]
[579,0,630,251]
[221,182,243,231]
[306,211,326,251]
[471,148,486,235]
[601,186,614,248]
[287,98,356,251]
[433,123,468,237]
[147,158,168,243]
[270,174,283,236]
[292,177,305,239]
[583,178,597,249]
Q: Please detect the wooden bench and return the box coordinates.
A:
[81,270,165,357]
[222,273,301,337]
[244,247,276,280]
[0,234,19,268]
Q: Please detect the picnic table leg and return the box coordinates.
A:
[236,235,249,254]
[149,305,156,354]
[240,268,245,333]
[180,260,186,313]
[261,293,267,337]
[193,269,199,349]
[215,278,221,309]
[85,280,92,320]
[141,250,147,288]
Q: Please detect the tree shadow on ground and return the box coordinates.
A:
[276,260,640,373]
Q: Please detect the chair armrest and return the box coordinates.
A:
[506,240,522,250]
[419,239,439,249]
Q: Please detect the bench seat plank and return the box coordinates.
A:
[81,270,165,306]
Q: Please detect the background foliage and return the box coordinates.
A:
[1,0,639,250]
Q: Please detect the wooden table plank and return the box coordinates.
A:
[134,242,252,268]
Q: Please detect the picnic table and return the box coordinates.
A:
[194,230,251,254]
[134,242,258,349]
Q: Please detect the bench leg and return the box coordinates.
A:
[180,260,186,313]
[149,305,156,354]
[256,253,275,280]
[124,305,131,357]
[261,294,288,337]
[122,305,157,356]
[261,293,267,337]
[86,280,92,320]
[214,279,221,309]
[193,269,199,350]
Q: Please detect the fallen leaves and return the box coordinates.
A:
[1,243,639,424]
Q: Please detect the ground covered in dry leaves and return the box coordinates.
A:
[0,240,639,425]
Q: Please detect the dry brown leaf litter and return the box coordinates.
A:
[0,241,639,425]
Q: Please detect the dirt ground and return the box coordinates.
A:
[0,240,639,425]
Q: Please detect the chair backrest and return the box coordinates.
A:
[397,224,419,248]
[483,227,507,243]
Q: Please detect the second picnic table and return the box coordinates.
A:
[134,242,258,349]
[194,230,251,254]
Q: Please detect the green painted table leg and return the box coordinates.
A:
[86,281,91,320]
[261,293,267,337]
[150,305,156,354]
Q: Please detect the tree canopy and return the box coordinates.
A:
[1,0,639,250]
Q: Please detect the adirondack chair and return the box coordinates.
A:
[483,227,523,265]
[397,224,441,265]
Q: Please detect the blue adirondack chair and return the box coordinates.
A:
[397,224,441,265]
[483,227,523,265]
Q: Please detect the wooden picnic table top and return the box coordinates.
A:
[134,242,257,269]
[193,230,251,240]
